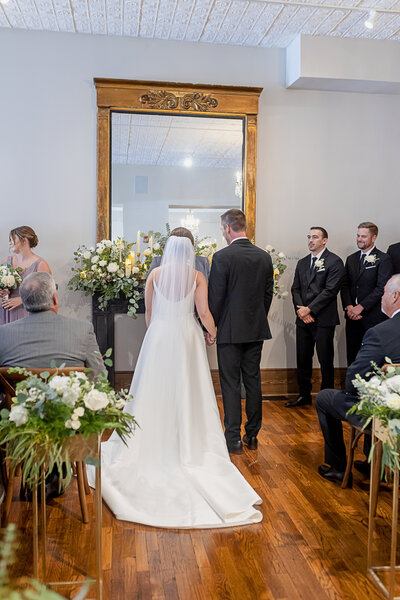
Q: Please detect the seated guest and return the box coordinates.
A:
[316,274,400,486]
[148,227,211,280]
[0,271,105,377]
[387,242,400,274]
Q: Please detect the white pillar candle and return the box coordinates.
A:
[149,236,153,252]
[125,258,132,277]
[137,231,141,255]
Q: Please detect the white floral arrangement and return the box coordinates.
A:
[0,263,23,293]
[365,254,379,265]
[348,359,400,471]
[68,238,142,317]
[265,245,288,299]
[0,366,136,488]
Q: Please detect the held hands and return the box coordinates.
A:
[1,297,22,311]
[346,305,363,320]
[205,333,216,346]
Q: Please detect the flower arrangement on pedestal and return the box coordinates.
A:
[0,365,137,487]
[265,245,288,299]
[68,238,142,317]
[0,264,23,296]
[348,359,400,471]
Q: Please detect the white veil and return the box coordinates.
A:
[151,236,196,321]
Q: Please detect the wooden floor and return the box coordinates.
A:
[8,398,396,600]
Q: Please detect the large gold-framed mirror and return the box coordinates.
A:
[95,79,262,243]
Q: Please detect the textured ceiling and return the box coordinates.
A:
[2,0,400,48]
[111,113,243,167]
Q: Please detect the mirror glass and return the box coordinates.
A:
[110,112,244,247]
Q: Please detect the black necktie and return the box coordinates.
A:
[310,256,317,272]
[360,253,366,267]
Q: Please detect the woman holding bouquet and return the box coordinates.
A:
[0,226,51,324]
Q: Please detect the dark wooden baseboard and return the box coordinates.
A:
[115,368,347,398]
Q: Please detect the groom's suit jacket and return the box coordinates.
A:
[0,311,105,377]
[208,239,273,344]
[340,247,392,329]
[291,248,344,327]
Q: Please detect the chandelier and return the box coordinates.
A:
[181,209,199,234]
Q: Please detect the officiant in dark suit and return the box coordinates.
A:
[387,242,400,274]
[208,209,273,455]
[287,227,344,408]
[341,222,393,366]
[316,274,400,486]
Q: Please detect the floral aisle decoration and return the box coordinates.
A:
[68,238,142,317]
[0,264,22,298]
[0,365,137,488]
[348,359,400,471]
[265,245,289,299]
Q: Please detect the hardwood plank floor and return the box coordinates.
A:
[7,398,394,599]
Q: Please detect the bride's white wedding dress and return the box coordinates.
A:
[92,237,262,528]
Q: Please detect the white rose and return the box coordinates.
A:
[5,275,15,287]
[65,419,73,429]
[91,256,99,264]
[83,251,91,260]
[265,245,274,253]
[386,375,400,394]
[132,267,139,274]
[9,404,29,427]
[99,260,107,267]
[142,248,152,257]
[73,406,85,417]
[104,240,113,248]
[386,393,400,410]
[153,243,160,251]
[49,376,70,393]
[118,270,124,277]
[278,252,286,259]
[83,389,109,411]
[107,262,119,274]
[62,388,79,408]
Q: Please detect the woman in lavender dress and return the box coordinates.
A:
[0,226,51,324]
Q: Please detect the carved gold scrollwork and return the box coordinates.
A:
[139,90,179,110]
[181,93,218,111]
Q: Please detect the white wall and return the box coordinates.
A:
[2,29,400,370]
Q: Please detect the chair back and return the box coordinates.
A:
[0,367,86,408]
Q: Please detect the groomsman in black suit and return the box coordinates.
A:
[208,209,274,455]
[387,242,400,274]
[287,227,344,408]
[341,222,393,366]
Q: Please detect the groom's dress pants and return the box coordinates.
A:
[217,341,263,446]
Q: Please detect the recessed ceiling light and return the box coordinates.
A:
[183,157,193,168]
[0,0,11,4]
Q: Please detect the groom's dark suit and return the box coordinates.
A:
[341,247,393,365]
[208,238,273,446]
[291,248,344,400]
[387,242,400,274]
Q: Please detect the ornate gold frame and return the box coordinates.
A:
[94,78,263,242]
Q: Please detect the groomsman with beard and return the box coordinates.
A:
[387,242,400,274]
[208,209,274,455]
[287,227,344,408]
[341,222,393,366]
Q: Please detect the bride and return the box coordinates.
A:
[95,232,262,528]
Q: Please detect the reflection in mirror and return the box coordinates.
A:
[110,112,244,247]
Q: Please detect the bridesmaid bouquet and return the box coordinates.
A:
[0,365,137,487]
[0,264,23,295]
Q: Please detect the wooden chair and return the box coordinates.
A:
[341,363,400,515]
[0,366,91,526]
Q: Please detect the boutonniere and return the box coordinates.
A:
[365,254,379,264]
[315,258,325,271]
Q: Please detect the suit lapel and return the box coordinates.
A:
[308,248,329,285]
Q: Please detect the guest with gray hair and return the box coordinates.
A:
[0,271,105,377]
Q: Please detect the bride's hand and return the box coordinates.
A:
[205,333,215,346]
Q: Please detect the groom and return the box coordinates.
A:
[208,209,274,454]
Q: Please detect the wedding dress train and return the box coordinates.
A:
[91,238,262,528]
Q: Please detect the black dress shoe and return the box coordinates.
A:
[285,396,312,408]
[227,441,243,455]
[243,435,258,450]
[318,465,352,488]
[354,459,371,477]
